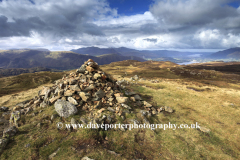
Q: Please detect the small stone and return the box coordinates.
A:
[130,97,136,102]
[199,126,211,133]
[40,102,47,108]
[37,123,42,128]
[95,89,105,99]
[79,92,91,102]
[83,84,96,92]
[86,66,95,72]
[98,108,106,113]
[49,96,61,104]
[49,148,61,159]
[81,156,95,160]
[134,94,142,101]
[13,106,22,111]
[143,101,152,108]
[94,101,102,109]
[3,126,18,138]
[121,104,132,110]
[25,143,31,148]
[64,90,75,97]
[107,107,115,113]
[164,106,173,113]
[93,73,101,79]
[157,107,164,113]
[116,97,129,103]
[151,108,157,115]
[51,114,58,121]
[68,97,78,105]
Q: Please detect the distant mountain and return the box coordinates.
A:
[71,47,211,59]
[0,50,145,70]
[208,47,240,59]
[71,47,121,56]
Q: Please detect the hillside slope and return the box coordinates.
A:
[208,47,240,59]
[0,50,145,70]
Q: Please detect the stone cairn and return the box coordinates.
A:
[0,59,173,154]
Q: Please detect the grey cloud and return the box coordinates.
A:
[150,0,238,25]
[0,0,111,38]
[143,38,158,43]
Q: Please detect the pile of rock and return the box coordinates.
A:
[0,59,175,154]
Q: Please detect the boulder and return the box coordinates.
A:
[54,99,78,118]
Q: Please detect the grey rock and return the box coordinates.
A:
[95,89,105,99]
[70,85,81,92]
[77,65,86,73]
[121,104,132,110]
[3,126,18,138]
[83,84,96,92]
[44,88,52,100]
[107,107,115,113]
[54,99,78,118]
[0,138,9,154]
[134,94,142,101]
[39,87,51,96]
[0,107,9,112]
[9,111,21,126]
[40,101,47,108]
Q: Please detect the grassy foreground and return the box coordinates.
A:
[0,60,239,159]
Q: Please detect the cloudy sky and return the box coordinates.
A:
[0,0,240,51]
